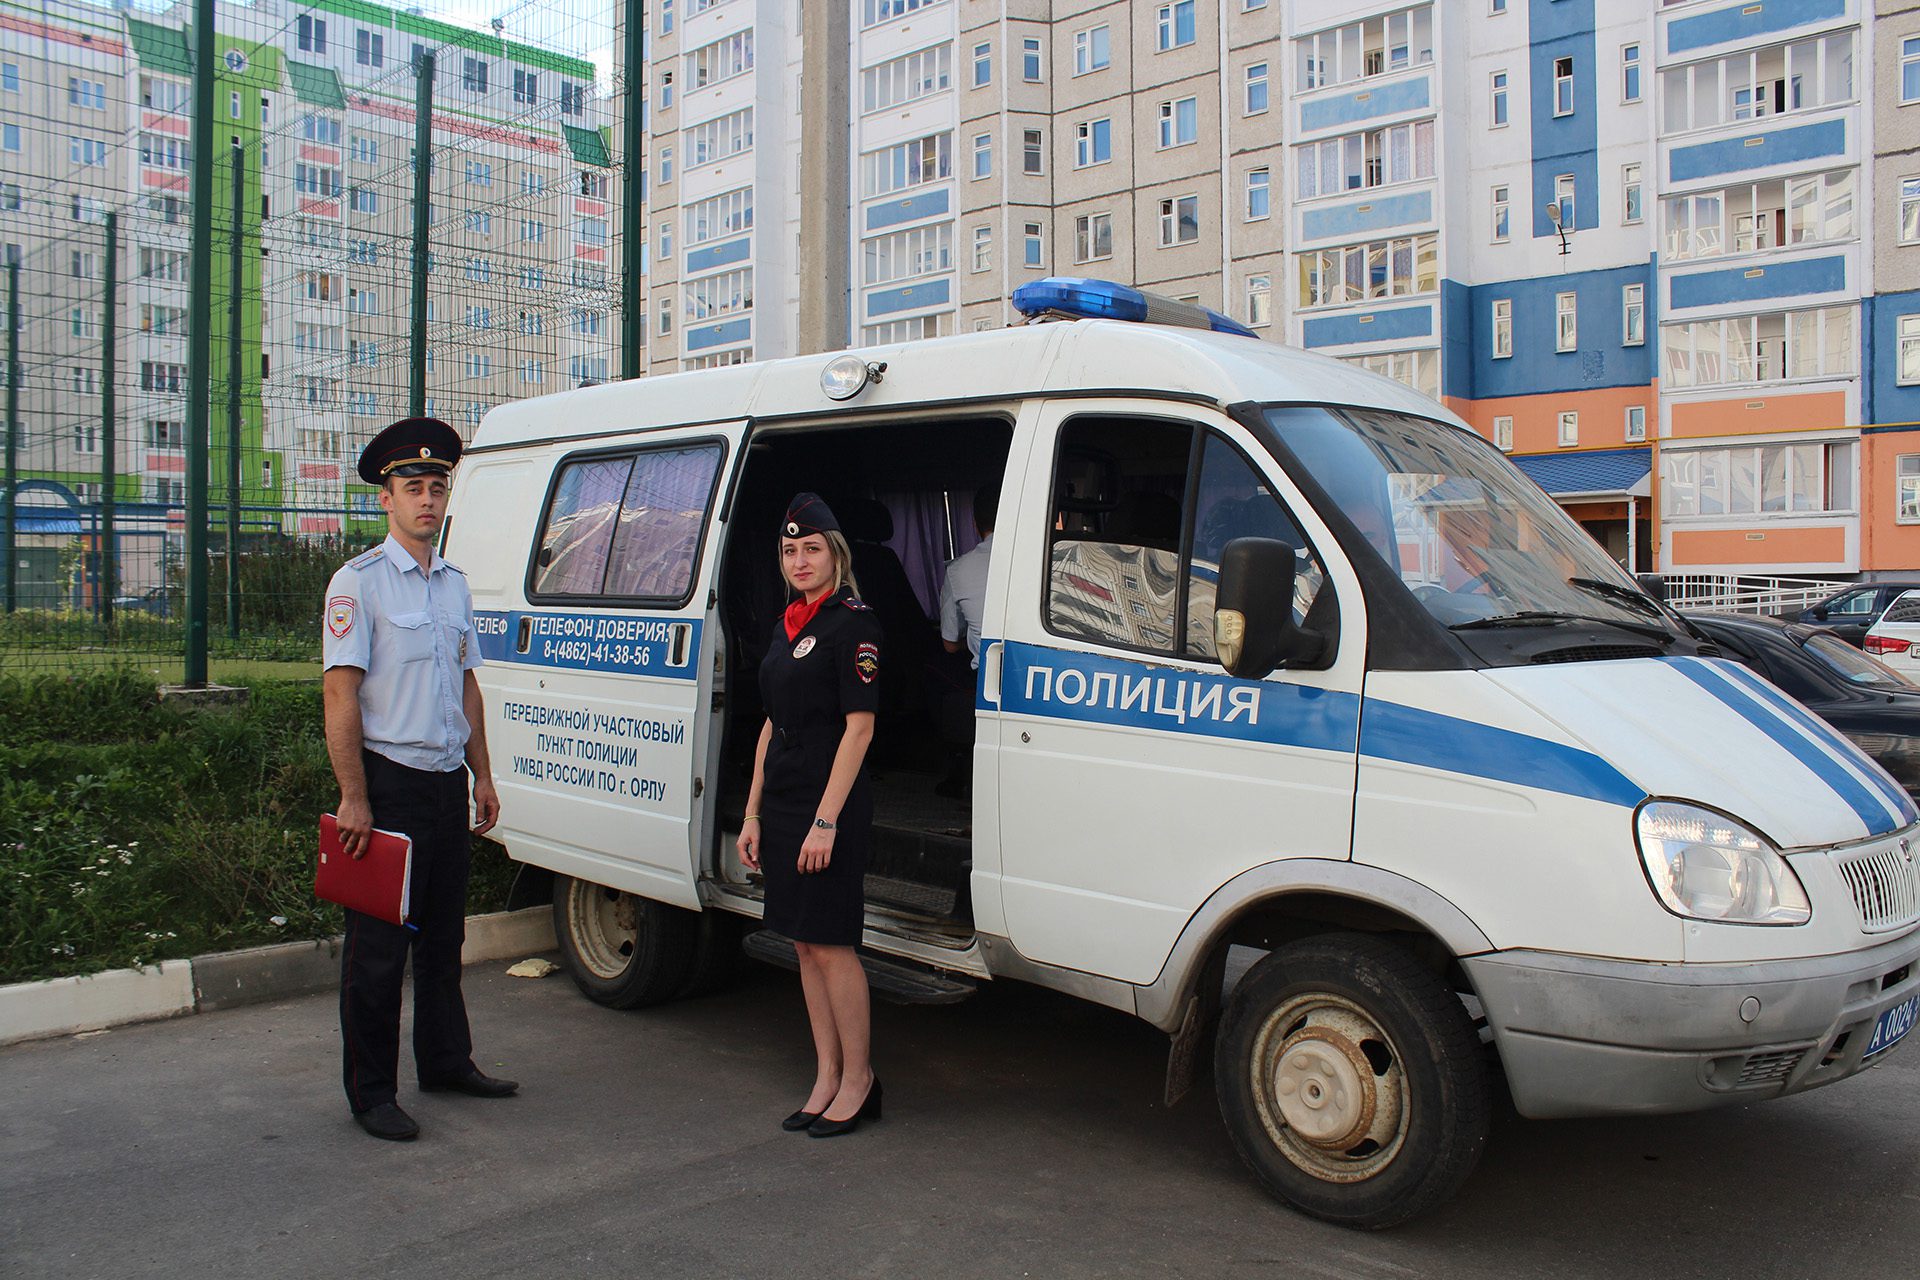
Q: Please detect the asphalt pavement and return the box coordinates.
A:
[3,952,1917,1280]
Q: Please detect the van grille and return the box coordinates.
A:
[1529,644,1665,665]
[1834,840,1920,933]
[1736,1048,1805,1088]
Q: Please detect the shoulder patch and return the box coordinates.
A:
[346,545,385,570]
[843,597,872,612]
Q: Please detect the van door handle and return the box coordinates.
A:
[981,642,1002,707]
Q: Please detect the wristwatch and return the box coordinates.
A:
[813,817,836,831]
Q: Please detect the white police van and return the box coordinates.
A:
[448,279,1920,1228]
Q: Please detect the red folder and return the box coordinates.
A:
[317,814,414,926]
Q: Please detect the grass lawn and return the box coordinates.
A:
[0,649,321,683]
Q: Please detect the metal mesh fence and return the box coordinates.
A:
[1,0,627,682]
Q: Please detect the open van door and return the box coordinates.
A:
[461,424,745,910]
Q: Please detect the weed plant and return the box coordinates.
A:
[0,673,516,984]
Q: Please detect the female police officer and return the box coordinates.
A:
[737,494,885,1137]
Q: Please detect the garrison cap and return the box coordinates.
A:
[781,492,840,539]
[358,417,463,486]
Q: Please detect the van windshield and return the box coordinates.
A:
[1264,405,1675,635]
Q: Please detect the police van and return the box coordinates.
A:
[447,279,1920,1228]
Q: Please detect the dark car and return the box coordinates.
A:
[1687,611,1920,795]
[1794,581,1920,646]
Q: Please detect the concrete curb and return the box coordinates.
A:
[0,907,556,1049]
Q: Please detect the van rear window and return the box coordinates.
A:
[529,442,724,603]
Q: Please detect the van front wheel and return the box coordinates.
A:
[552,875,699,1009]
[1214,933,1489,1230]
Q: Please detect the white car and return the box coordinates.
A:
[1864,589,1920,674]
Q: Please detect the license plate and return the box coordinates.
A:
[1865,994,1920,1060]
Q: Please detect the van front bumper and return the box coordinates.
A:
[1461,928,1920,1120]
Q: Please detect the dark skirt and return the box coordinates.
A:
[759,770,872,946]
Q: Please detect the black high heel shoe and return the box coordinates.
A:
[780,1108,822,1132]
[807,1076,882,1138]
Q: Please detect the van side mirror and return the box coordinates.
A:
[1636,573,1666,603]
[1215,537,1326,680]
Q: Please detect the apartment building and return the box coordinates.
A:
[1,0,617,548]
[1872,0,1920,572]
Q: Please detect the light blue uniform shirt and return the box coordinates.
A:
[322,534,482,773]
[938,533,993,669]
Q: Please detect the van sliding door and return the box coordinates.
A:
[474,425,746,909]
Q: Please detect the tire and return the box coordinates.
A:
[1213,932,1490,1230]
[551,875,701,1009]
[675,909,747,999]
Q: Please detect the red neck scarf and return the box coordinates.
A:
[783,591,830,642]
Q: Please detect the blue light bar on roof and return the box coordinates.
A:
[1010,277,1257,339]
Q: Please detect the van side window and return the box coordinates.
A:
[1046,418,1325,661]
[530,442,723,602]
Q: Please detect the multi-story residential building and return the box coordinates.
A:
[2,0,616,563]
[1871,0,1920,571]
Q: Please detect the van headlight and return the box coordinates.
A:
[1634,801,1810,925]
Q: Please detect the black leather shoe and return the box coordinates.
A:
[420,1070,519,1098]
[808,1076,882,1138]
[781,1108,823,1132]
[354,1102,420,1141]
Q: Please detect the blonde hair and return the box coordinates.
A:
[780,528,861,599]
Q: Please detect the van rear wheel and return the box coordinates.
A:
[552,875,700,1009]
[1214,933,1489,1230]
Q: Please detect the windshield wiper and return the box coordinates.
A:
[1567,576,1664,618]
[1449,610,1677,643]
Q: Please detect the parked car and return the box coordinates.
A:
[1689,611,1920,795]
[1795,581,1920,646]
[1864,590,1920,680]
[110,585,173,618]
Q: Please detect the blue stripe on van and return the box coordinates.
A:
[1705,658,1917,827]
[1665,657,1898,835]
[1358,700,1646,808]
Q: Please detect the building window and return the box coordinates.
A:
[1158,195,1200,246]
[1490,0,1507,12]
[1297,8,1434,89]
[973,133,992,179]
[1557,411,1578,448]
[1157,96,1198,148]
[1662,306,1854,388]
[1022,129,1044,175]
[1555,173,1576,227]
[659,223,672,258]
[514,69,538,104]
[1024,222,1043,267]
[1491,71,1508,127]
[1023,37,1043,83]
[974,42,991,88]
[1074,118,1111,168]
[1298,234,1440,307]
[1246,167,1270,220]
[1906,37,1920,103]
[1157,2,1196,52]
[1556,292,1577,351]
[356,29,384,67]
[1293,120,1436,198]
[1491,184,1510,242]
[297,15,327,53]
[970,224,994,271]
[1901,315,1920,385]
[1074,212,1112,263]
[1901,456,1920,522]
[1624,284,1645,346]
[1074,26,1110,76]
[660,0,673,35]
[1492,299,1512,359]
[1247,274,1272,328]
[1622,43,1641,103]
[1245,63,1269,115]
[658,294,673,337]
[1493,416,1514,451]
[861,133,953,197]
[1625,405,1647,443]
[862,46,952,114]
[462,57,489,94]
[1553,56,1574,116]
[1622,163,1643,224]
[659,146,674,184]
[1905,178,1920,244]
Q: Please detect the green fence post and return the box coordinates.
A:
[409,51,434,419]
[227,142,244,641]
[621,0,644,380]
[184,0,215,686]
[101,212,119,630]
[4,260,17,616]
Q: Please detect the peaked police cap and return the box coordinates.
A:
[358,417,463,486]
[781,492,840,539]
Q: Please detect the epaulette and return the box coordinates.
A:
[843,597,872,612]
[441,559,465,575]
[346,545,385,570]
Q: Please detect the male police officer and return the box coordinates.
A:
[322,417,514,1141]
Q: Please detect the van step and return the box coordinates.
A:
[741,930,979,1005]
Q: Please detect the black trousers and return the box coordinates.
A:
[340,749,476,1113]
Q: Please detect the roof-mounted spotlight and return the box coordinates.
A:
[821,354,887,401]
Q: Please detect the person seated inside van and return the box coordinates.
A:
[935,483,997,797]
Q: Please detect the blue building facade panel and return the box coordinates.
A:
[865,275,952,317]
[684,236,751,275]
[1462,262,1657,399]
[1301,304,1433,349]
[1668,119,1847,184]
[685,317,751,351]
[1301,190,1433,243]
[865,188,951,231]
[1298,75,1431,133]
[1441,279,1472,401]
[1867,291,1920,426]
[1529,0,1600,238]
[1666,0,1848,55]
[1668,255,1847,310]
